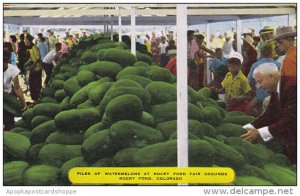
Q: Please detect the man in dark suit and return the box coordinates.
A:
[240,62,296,164]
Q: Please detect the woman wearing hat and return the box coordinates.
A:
[24,34,43,103]
[241,35,257,76]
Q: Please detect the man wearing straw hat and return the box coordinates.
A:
[242,28,255,38]
[241,35,257,76]
[257,26,278,60]
[260,26,275,42]
[274,26,296,79]
[241,26,296,164]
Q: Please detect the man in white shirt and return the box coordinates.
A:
[42,42,62,86]
[3,49,27,130]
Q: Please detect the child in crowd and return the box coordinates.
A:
[211,52,252,114]
[208,48,228,88]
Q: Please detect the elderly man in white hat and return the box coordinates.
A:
[241,58,296,164]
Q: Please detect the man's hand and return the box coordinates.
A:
[240,128,260,142]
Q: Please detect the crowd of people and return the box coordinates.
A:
[141,26,295,118]
[3,30,88,130]
[142,25,296,164]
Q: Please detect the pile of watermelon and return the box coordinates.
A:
[4,33,296,186]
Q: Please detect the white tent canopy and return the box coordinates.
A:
[4,3,296,26]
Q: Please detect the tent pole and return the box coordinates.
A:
[173,26,177,43]
[110,16,113,41]
[30,27,34,36]
[4,24,9,41]
[288,14,296,27]
[176,4,188,169]
[19,26,23,35]
[205,21,211,85]
[130,6,136,55]
[118,8,122,42]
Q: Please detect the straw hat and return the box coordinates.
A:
[242,35,256,50]
[275,26,296,40]
[242,28,253,35]
[259,26,274,35]
[229,52,243,64]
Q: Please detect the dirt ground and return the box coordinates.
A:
[18,70,46,103]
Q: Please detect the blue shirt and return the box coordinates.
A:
[37,42,49,61]
[10,52,17,66]
[247,58,281,101]
[209,56,227,71]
